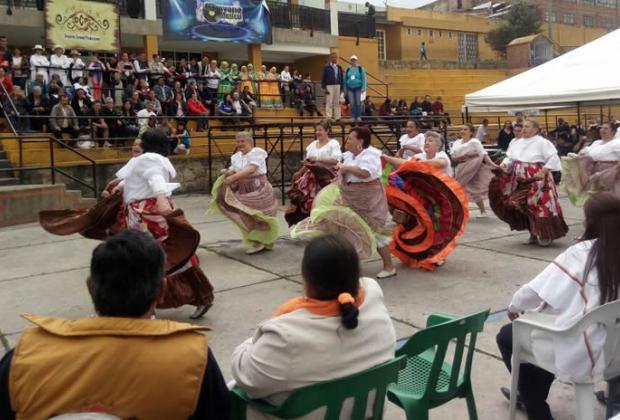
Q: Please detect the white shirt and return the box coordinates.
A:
[231,147,268,175]
[68,57,85,79]
[136,109,156,126]
[502,135,561,171]
[280,70,292,85]
[30,54,50,81]
[341,146,382,183]
[232,100,242,115]
[231,277,396,418]
[414,151,453,176]
[450,138,487,159]
[399,133,425,159]
[475,125,487,142]
[206,68,220,89]
[508,240,606,383]
[49,54,70,85]
[116,153,180,204]
[581,138,620,161]
[305,139,342,162]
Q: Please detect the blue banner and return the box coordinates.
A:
[164,0,272,44]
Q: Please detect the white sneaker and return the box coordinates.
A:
[245,245,266,255]
[376,268,397,279]
[476,212,488,219]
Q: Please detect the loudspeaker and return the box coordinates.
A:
[127,0,142,19]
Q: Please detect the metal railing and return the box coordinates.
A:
[266,0,331,33]
[338,12,376,39]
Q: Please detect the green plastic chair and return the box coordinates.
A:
[230,355,406,420]
[387,309,490,420]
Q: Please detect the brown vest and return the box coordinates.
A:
[10,314,209,420]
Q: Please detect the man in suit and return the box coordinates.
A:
[321,52,344,121]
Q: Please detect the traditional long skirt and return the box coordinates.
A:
[488,161,568,241]
[39,193,214,309]
[210,175,280,247]
[454,154,494,203]
[384,160,469,271]
[562,155,620,207]
[291,178,391,260]
[285,164,338,227]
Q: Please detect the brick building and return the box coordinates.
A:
[531,0,619,30]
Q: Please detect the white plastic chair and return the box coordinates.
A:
[510,300,620,420]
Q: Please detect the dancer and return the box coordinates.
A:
[396,119,425,159]
[451,123,499,218]
[285,120,342,226]
[562,122,620,207]
[382,132,469,271]
[39,130,214,319]
[489,119,568,246]
[292,127,396,279]
[209,131,279,254]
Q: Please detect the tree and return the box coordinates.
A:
[485,2,543,56]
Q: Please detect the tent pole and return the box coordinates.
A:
[465,106,469,123]
[577,102,581,129]
[544,110,549,133]
[599,106,603,124]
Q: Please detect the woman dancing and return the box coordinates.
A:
[451,123,499,218]
[209,131,280,255]
[489,119,568,246]
[40,130,214,319]
[382,131,469,270]
[562,122,620,207]
[292,127,395,279]
[285,120,342,226]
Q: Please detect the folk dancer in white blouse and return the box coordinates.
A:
[49,45,71,87]
[396,119,425,159]
[384,131,452,176]
[210,131,280,255]
[285,120,342,226]
[451,123,500,218]
[562,122,620,206]
[29,44,50,82]
[496,193,620,420]
[489,119,568,246]
[292,127,396,279]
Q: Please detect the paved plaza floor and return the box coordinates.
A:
[0,193,607,419]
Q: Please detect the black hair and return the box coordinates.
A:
[301,235,360,329]
[349,126,371,149]
[89,230,165,317]
[582,193,620,305]
[141,128,170,156]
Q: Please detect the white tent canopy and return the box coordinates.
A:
[464,29,620,111]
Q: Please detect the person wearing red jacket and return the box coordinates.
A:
[187,91,209,131]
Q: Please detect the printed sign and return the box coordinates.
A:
[45,0,120,53]
[164,0,272,44]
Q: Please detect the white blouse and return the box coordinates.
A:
[413,151,453,176]
[49,54,70,85]
[342,146,382,183]
[30,54,50,81]
[231,147,268,175]
[399,133,425,160]
[508,240,606,383]
[450,138,487,158]
[305,139,342,162]
[116,153,180,204]
[582,139,620,161]
[503,135,561,171]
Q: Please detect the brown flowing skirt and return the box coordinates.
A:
[338,178,390,233]
[39,193,214,309]
[454,155,494,203]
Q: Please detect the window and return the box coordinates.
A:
[417,28,422,36]
[584,15,594,26]
[429,30,433,37]
[438,31,443,38]
[544,12,557,22]
[563,13,574,24]
[376,29,386,61]
[597,0,617,7]
[582,0,595,4]
[448,31,453,39]
[600,16,614,27]
[407,27,412,36]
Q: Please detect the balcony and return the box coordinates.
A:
[266,0,331,34]
[338,12,376,38]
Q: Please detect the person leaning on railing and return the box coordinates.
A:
[26,85,50,132]
[50,94,79,146]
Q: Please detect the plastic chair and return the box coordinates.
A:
[510,300,620,420]
[229,355,406,420]
[387,309,490,420]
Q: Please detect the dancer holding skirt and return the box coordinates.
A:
[209,131,280,255]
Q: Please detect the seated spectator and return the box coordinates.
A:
[200,83,216,115]
[184,80,201,103]
[187,92,209,131]
[50,73,64,91]
[216,93,236,126]
[231,91,251,122]
[48,80,63,107]
[421,95,433,114]
[71,77,92,100]
[119,99,140,140]
[71,88,93,128]
[362,95,377,118]
[0,67,13,93]
[9,85,29,132]
[153,77,173,116]
[29,72,48,97]
[149,54,169,86]
[231,235,396,415]
[409,96,422,116]
[26,85,51,132]
[170,91,188,120]
[122,78,138,102]
[173,121,191,155]
[396,99,408,116]
[139,115,158,137]
[88,101,110,148]
[0,230,231,419]
[241,85,257,117]
[379,97,394,117]
[137,78,150,101]
[298,85,322,117]
[49,94,79,146]
[147,90,162,115]
[431,95,450,125]
[136,101,156,129]
[156,116,174,142]
[102,97,122,145]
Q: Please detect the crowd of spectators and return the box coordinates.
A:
[360,94,450,124]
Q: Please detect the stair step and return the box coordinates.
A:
[0,177,19,186]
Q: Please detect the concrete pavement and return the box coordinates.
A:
[0,193,606,419]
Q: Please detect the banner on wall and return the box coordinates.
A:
[164,0,272,44]
[45,0,120,53]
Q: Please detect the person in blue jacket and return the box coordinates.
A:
[343,55,367,122]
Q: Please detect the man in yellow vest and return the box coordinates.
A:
[0,230,230,419]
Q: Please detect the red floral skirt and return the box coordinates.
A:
[285,164,338,226]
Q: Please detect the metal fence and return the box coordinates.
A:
[266,0,331,33]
